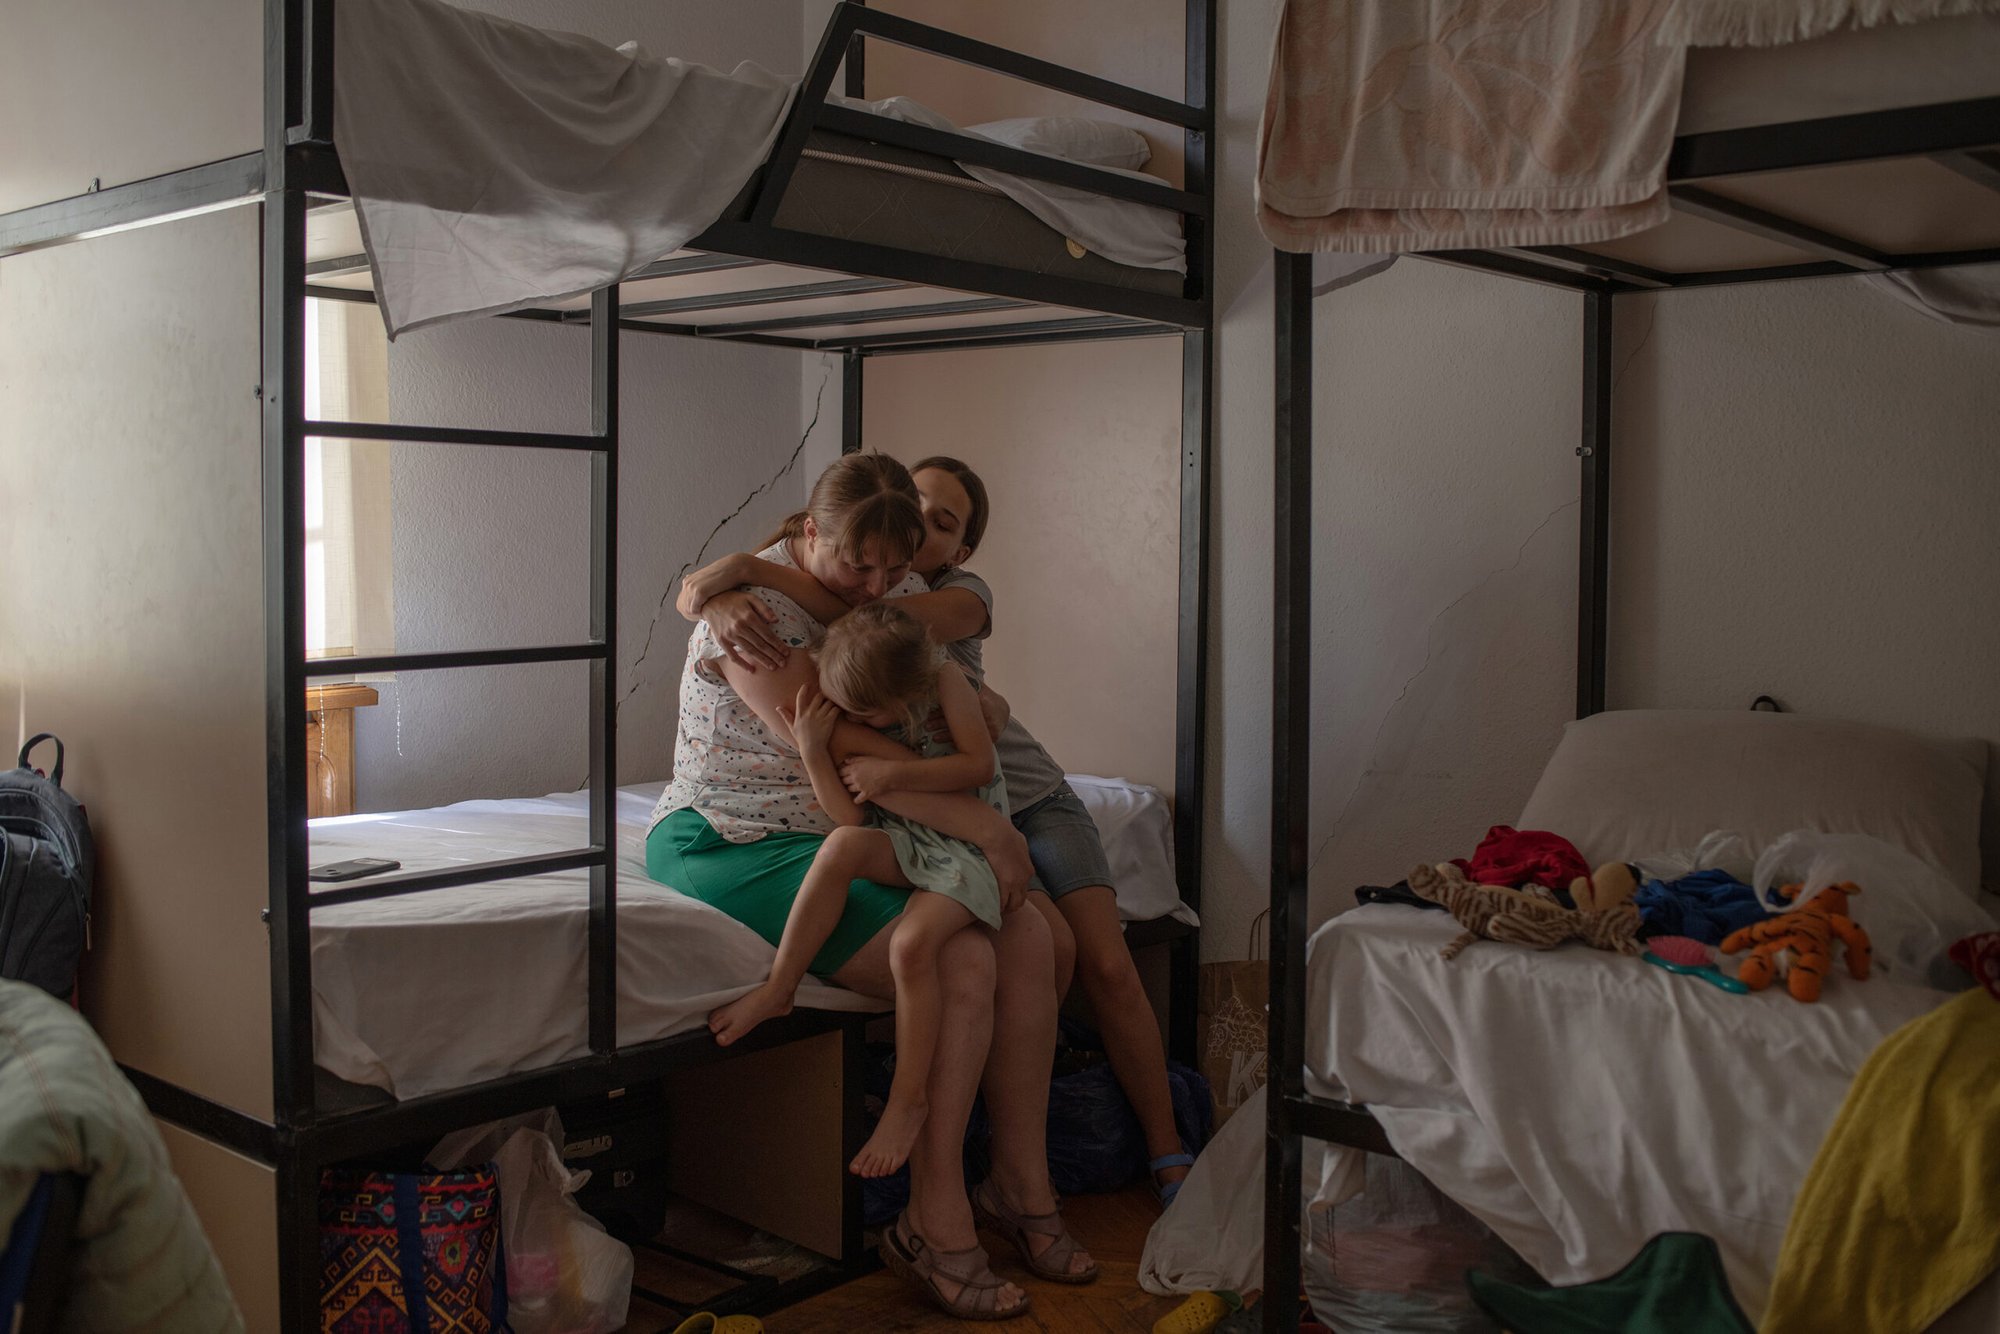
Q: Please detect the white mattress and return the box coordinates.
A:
[309,777,1190,1100]
[1680,13,2000,135]
[1303,905,1962,1321]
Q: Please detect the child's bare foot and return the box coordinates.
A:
[851,1098,927,1177]
[708,982,794,1047]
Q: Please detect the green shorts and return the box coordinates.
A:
[645,807,907,977]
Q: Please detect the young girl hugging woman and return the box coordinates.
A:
[681,456,1199,1210]
[709,602,1011,1179]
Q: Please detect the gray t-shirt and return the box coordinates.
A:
[929,567,1067,810]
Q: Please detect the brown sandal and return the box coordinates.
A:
[972,1180,1100,1285]
[879,1211,1032,1321]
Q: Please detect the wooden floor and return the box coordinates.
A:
[771,1184,1181,1333]
[618,1184,1185,1333]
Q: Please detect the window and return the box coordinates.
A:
[304,297,394,661]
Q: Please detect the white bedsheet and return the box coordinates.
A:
[1145,905,2000,1326]
[310,777,1188,1099]
[333,0,794,338]
[1303,905,1956,1320]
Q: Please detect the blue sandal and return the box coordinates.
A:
[1150,1151,1196,1208]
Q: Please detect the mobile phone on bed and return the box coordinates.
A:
[309,857,402,883]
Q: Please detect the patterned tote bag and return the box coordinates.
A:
[320,1167,508,1333]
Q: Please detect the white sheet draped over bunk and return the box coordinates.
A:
[1256,0,1688,253]
[332,0,794,338]
[826,96,1187,274]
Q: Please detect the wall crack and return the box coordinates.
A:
[616,365,830,710]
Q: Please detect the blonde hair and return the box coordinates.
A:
[814,603,940,739]
[764,454,924,568]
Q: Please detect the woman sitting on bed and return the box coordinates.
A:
[679,455,1196,1207]
[646,453,1095,1321]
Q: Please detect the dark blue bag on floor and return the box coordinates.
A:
[859,1021,1217,1221]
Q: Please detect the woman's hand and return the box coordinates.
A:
[702,590,789,672]
[677,552,755,618]
[781,682,842,757]
[838,756,902,804]
[991,827,1032,914]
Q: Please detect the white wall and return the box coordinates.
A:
[1608,279,2000,883]
[347,0,814,812]
[0,0,261,213]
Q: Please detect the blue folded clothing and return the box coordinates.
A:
[1635,868,1768,945]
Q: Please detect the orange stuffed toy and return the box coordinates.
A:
[1719,882,1873,1002]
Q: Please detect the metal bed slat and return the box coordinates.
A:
[0,153,265,259]
[1668,185,1891,270]
[306,643,605,676]
[306,848,610,910]
[305,419,607,451]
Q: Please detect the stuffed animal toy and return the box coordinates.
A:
[1719,882,1872,1002]
[1409,862,1644,961]
[1569,862,1640,913]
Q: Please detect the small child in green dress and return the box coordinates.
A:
[707,602,1007,1177]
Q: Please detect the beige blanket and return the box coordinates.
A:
[1659,0,2000,47]
[1257,0,1685,253]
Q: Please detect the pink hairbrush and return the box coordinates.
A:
[1643,936,1749,994]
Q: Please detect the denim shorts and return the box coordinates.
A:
[1013,783,1112,899]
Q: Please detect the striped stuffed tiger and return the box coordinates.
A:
[1719,881,1872,1002]
[1408,861,1644,960]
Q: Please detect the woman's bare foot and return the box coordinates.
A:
[851,1097,927,1177]
[708,981,794,1047]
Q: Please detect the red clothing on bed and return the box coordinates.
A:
[1452,825,1590,890]
[1950,932,2000,1002]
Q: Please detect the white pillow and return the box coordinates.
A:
[963,116,1152,170]
[1517,710,1988,899]
[1065,775,1196,925]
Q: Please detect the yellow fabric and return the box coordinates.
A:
[1153,1290,1238,1333]
[1763,989,2000,1334]
[670,1316,762,1334]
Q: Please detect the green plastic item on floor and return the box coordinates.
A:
[1466,1233,1755,1334]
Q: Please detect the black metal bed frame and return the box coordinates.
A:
[0,1,1214,1325]
[1261,95,2000,1331]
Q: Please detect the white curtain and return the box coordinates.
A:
[305,298,396,663]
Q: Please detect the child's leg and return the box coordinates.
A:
[710,826,909,1046]
[851,891,978,1178]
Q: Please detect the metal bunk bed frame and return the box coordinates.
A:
[1262,95,2000,1332]
[0,0,1214,1325]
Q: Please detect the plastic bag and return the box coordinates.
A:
[1303,1156,1537,1334]
[1632,830,1755,886]
[431,1116,634,1334]
[1751,831,1998,986]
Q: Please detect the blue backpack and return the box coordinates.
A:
[0,737,94,999]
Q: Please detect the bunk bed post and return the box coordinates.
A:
[1575,289,1613,718]
[266,3,321,1325]
[844,0,867,100]
[1172,327,1210,1065]
[1183,0,1216,309]
[841,350,864,455]
[1264,249,1314,1334]
[588,283,621,1059]
[1167,0,1216,1067]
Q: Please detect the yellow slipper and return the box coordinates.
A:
[1153,1289,1241,1334]
[671,1315,763,1334]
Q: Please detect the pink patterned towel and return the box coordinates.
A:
[1257,0,1686,253]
